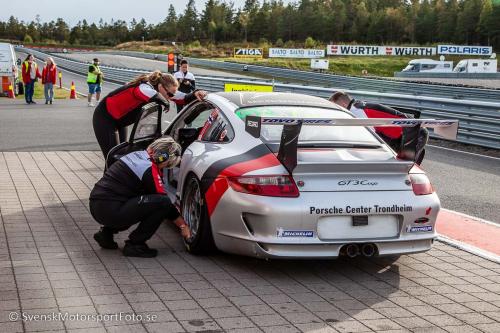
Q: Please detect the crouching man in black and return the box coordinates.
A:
[89,137,191,258]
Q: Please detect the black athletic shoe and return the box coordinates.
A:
[93,228,118,249]
[123,241,158,258]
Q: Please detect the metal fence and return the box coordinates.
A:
[92,50,500,101]
[19,47,500,149]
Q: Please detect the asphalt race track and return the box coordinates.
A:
[55,53,257,79]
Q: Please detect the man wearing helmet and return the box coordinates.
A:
[89,137,191,257]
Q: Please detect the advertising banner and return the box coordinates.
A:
[234,48,263,58]
[269,48,325,58]
[437,45,493,56]
[224,83,273,92]
[327,45,436,56]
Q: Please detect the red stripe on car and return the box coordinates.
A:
[205,153,281,216]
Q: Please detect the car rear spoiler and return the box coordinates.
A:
[245,116,459,173]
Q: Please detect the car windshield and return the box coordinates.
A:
[235,106,380,145]
[403,64,416,72]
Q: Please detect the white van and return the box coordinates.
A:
[453,59,497,73]
[402,59,453,73]
[0,43,18,96]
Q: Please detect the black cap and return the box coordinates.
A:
[93,58,99,62]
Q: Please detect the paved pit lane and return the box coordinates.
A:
[0,151,500,333]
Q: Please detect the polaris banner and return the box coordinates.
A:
[234,48,263,58]
[437,45,492,56]
[327,45,436,56]
[269,48,325,58]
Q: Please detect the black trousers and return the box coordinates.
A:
[93,104,127,160]
[89,195,181,244]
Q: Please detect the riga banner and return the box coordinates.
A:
[269,48,325,58]
[327,45,436,56]
[437,45,492,56]
[234,48,263,58]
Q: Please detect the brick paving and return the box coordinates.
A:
[0,151,499,333]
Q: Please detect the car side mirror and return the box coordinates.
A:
[17,58,21,65]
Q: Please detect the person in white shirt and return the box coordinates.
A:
[174,59,196,94]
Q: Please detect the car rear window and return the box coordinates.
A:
[235,106,379,144]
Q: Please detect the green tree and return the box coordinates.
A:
[479,0,495,44]
[456,0,483,43]
[23,34,33,43]
[178,0,198,42]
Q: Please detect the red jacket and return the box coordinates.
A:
[21,61,42,84]
[42,64,57,84]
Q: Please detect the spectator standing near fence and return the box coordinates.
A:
[42,57,57,105]
[87,58,103,107]
[174,59,196,94]
[21,54,41,104]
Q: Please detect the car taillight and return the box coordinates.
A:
[409,172,434,196]
[228,175,299,197]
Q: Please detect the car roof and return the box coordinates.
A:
[213,92,341,110]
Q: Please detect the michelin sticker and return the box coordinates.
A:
[407,225,433,233]
[277,227,314,238]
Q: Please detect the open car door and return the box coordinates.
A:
[106,103,169,169]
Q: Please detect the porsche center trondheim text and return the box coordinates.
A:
[310,204,414,215]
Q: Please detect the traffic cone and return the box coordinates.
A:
[69,81,77,99]
[7,84,15,99]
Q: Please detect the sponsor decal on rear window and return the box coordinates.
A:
[276,228,314,238]
[407,225,433,233]
[309,204,413,215]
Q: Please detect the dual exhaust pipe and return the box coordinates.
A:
[344,243,377,258]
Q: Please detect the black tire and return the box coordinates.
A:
[182,174,216,254]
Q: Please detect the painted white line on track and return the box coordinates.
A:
[437,234,500,264]
[442,208,499,228]
[427,144,500,161]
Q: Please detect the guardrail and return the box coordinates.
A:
[18,47,500,149]
[89,50,500,101]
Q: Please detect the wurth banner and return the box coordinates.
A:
[327,45,436,56]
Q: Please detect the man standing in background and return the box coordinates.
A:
[174,59,195,94]
[87,58,103,107]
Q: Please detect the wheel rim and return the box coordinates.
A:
[183,179,201,240]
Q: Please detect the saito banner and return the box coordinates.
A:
[326,45,436,56]
[269,48,325,58]
[437,45,493,56]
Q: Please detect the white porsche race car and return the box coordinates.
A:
[108,92,458,259]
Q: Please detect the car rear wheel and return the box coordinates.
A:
[182,174,216,254]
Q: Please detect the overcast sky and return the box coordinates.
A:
[1,0,274,26]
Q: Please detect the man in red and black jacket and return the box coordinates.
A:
[89,137,191,258]
[330,92,429,164]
